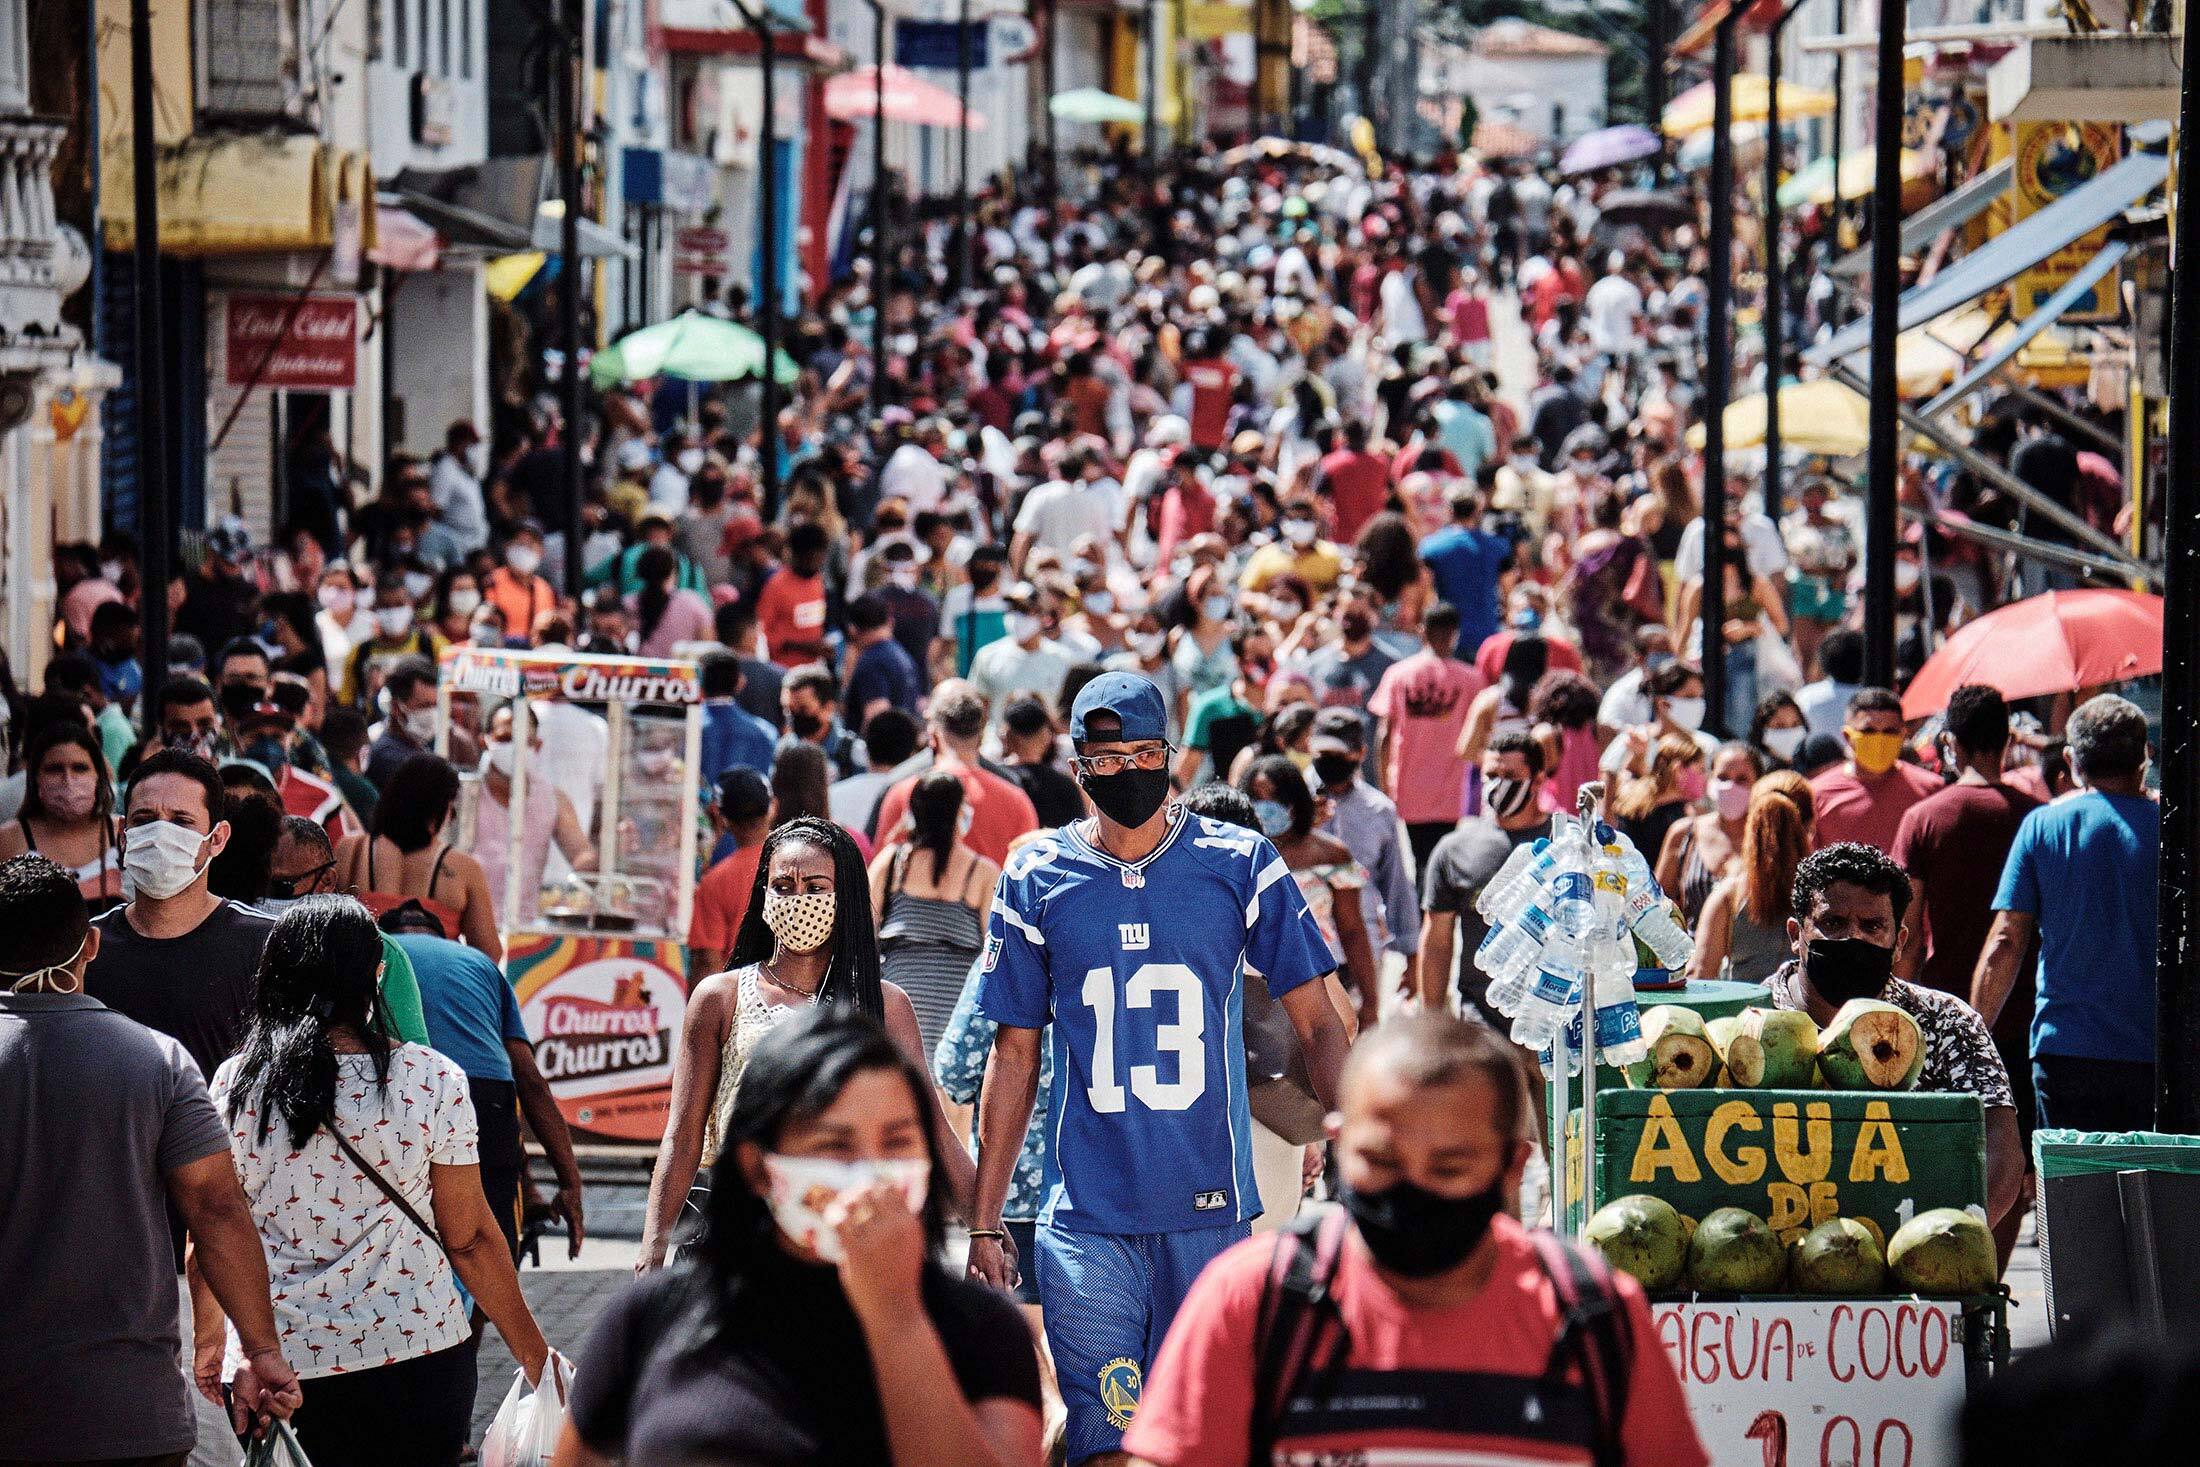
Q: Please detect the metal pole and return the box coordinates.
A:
[955,0,972,298]
[872,0,889,416]
[1861,0,1905,688]
[1144,0,1159,176]
[1828,0,1847,327]
[558,0,586,601]
[1701,16,1736,735]
[757,6,783,518]
[2157,10,2200,1130]
[1764,15,1784,519]
[1646,0,1668,184]
[1045,0,1060,203]
[130,0,168,738]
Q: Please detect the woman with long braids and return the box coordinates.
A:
[639,817,975,1271]
[200,895,547,1466]
[555,1009,1043,1466]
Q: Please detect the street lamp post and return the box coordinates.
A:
[1646,0,1668,184]
[1144,0,1160,177]
[129,0,169,736]
[1701,12,1738,735]
[1828,0,1847,327]
[730,0,784,516]
[955,0,972,297]
[558,0,586,598]
[1861,0,1905,687]
[861,0,889,417]
[1763,6,1789,519]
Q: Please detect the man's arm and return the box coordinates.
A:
[1970,910,2037,1028]
[506,1037,585,1258]
[1278,980,1351,1108]
[1985,1105,2025,1227]
[966,1024,1042,1290]
[1416,907,1456,1011]
[1371,822,1420,958]
[1895,876,1928,982]
[169,1151,302,1426]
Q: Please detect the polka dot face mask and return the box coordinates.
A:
[763,889,837,953]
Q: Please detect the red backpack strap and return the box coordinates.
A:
[1249,1209,1353,1466]
[1529,1231,1636,1467]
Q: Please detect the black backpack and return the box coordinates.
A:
[1247,1209,1635,1467]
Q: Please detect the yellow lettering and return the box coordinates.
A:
[1809,1180,1841,1226]
[1848,1101,1912,1184]
[1767,1181,1809,1233]
[1773,1101,1835,1184]
[1705,1101,1767,1185]
[1630,1095,1703,1184]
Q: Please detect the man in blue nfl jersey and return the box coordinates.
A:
[969,671,1352,1466]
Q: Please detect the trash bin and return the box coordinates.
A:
[2034,1130,2200,1340]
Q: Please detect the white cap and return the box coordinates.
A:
[1147,415,1191,447]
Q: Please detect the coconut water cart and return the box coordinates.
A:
[436,646,704,1144]
[1475,785,2008,1466]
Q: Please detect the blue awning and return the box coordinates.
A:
[1806,149,2166,366]
[1921,240,2130,417]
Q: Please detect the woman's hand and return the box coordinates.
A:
[964,1232,1019,1292]
[518,1338,550,1390]
[833,1181,929,1325]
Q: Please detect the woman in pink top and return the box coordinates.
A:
[632,545,716,658]
[1528,671,1606,813]
[1367,604,1486,881]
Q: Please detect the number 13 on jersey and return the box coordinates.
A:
[1080,962,1207,1113]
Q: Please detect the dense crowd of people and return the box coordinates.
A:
[0,133,2164,1467]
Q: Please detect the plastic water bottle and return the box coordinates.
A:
[1514,926,1589,1049]
[1474,900,1553,998]
[1537,1006,1585,1078]
[1474,836,1551,924]
[1613,840,1693,970]
[1587,849,1648,1067]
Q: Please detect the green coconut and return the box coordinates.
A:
[1688,1206,1787,1293]
[1791,1218,1888,1294]
[1817,998,1925,1091]
[1887,1208,1997,1296]
[1625,1006,1721,1090]
[1583,1195,1689,1292]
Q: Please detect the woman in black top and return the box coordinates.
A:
[559,1008,1043,1467]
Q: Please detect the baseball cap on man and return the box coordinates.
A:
[1070,672,1170,746]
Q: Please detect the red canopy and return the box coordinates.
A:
[823,66,988,131]
[1901,589,2163,719]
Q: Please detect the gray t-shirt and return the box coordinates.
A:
[1424,819,1540,1019]
[0,992,230,1458]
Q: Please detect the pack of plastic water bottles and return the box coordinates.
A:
[1472,812,1692,1076]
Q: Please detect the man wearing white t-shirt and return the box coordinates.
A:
[879,422,951,511]
[969,583,1076,719]
[1583,256,1644,380]
[1009,445,1124,574]
[1674,486,1790,585]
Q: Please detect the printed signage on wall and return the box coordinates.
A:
[1654,1301,1968,1467]
[2010,122,2122,322]
[224,294,358,391]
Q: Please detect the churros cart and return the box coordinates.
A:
[437,646,703,1144]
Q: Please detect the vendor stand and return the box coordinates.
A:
[1521,787,2005,1467]
[437,646,704,1144]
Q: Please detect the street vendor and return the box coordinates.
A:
[1765,842,2025,1235]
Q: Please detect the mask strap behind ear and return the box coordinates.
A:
[4,932,90,994]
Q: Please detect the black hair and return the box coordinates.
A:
[728,817,884,1019]
[373,753,458,853]
[787,521,831,558]
[1178,782,1259,832]
[1528,670,1600,731]
[1499,634,1549,707]
[694,1008,950,1327]
[1846,686,1903,720]
[18,722,115,827]
[1423,602,1463,643]
[208,779,282,904]
[783,663,840,705]
[713,767,772,825]
[1239,753,1315,840]
[321,706,371,762]
[156,675,218,717]
[1644,659,1701,700]
[1792,841,1913,927]
[382,656,438,706]
[43,652,101,700]
[700,651,742,700]
[1818,627,1866,685]
[1793,730,1849,779]
[0,853,90,979]
[905,769,965,884]
[279,813,337,866]
[999,694,1052,740]
[769,743,832,823]
[636,545,678,643]
[1943,684,2011,757]
[216,637,273,678]
[224,895,392,1149]
[125,749,227,826]
[1353,512,1420,600]
[263,592,318,649]
[1487,726,1548,777]
[1748,690,1807,757]
[89,599,138,640]
[859,707,921,767]
[1056,664,1107,732]
[845,593,891,633]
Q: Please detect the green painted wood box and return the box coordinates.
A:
[1565,1089,1987,1244]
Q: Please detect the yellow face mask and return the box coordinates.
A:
[1846,729,1905,776]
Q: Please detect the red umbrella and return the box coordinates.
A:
[1901,588,2162,719]
[823,66,988,130]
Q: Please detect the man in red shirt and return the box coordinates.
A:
[1125,1011,1705,1467]
[869,680,1037,866]
[1314,419,1393,543]
[755,521,833,668]
[235,700,358,842]
[687,769,772,976]
[1809,687,1941,850]
[1178,331,1240,451]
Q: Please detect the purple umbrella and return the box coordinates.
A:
[1559,124,1663,177]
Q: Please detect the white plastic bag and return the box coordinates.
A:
[481,1349,572,1467]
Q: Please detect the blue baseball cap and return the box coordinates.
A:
[1070,672,1170,746]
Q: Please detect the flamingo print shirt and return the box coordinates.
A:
[210,1044,478,1379]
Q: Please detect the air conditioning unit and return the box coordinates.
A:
[201,0,306,122]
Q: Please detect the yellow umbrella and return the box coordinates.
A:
[1779,146,1934,208]
[1686,379,1873,457]
[484,251,546,302]
[1663,74,1837,137]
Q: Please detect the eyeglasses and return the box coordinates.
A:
[268,860,334,900]
[1072,745,1173,778]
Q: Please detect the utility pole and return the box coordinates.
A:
[869,0,888,415]
[955,0,972,297]
[1701,13,1737,735]
[1763,8,1785,519]
[557,0,586,599]
[130,0,168,735]
[1828,0,1847,326]
[1862,0,1906,687]
[1646,0,1669,184]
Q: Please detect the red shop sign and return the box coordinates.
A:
[224,293,358,391]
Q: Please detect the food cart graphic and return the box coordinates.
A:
[437,646,703,1143]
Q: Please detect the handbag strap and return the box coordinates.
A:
[323,1120,454,1265]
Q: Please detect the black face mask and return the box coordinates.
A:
[1803,936,1895,1005]
[1313,752,1359,789]
[787,711,825,741]
[1079,767,1172,829]
[1342,1175,1509,1279]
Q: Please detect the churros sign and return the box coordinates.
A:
[443,647,701,706]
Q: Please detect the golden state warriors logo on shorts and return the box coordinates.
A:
[1098,1356,1142,1430]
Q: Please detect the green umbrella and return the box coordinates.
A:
[1049,88,1147,126]
[589,310,798,388]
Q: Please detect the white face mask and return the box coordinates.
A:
[401,705,438,744]
[123,820,212,901]
[319,584,353,614]
[1764,725,1807,760]
[1664,695,1706,732]
[484,740,518,778]
[1133,632,1166,660]
[677,448,706,475]
[507,545,543,577]
[1084,589,1115,616]
[376,606,415,638]
[760,1155,931,1263]
[403,572,434,601]
[1005,612,1043,644]
[1895,560,1921,592]
[447,589,482,617]
[1282,518,1318,546]
[762,888,838,952]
